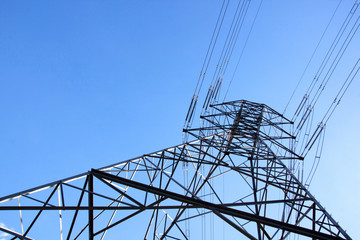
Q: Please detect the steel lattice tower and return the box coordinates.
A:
[0,100,351,239]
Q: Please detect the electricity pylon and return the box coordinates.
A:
[0,100,351,239]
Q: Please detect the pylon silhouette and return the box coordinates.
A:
[0,100,351,239]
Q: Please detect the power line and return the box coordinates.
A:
[183,0,230,136]
[283,0,343,115]
[301,57,360,157]
[292,0,360,125]
[224,0,264,102]
[202,0,250,114]
[292,1,360,142]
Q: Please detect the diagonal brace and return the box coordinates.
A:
[91,169,345,240]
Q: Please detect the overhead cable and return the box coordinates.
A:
[292,0,360,124]
[283,0,343,115]
[301,57,360,157]
[183,0,230,135]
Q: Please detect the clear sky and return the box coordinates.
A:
[0,0,359,239]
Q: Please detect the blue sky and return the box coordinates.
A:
[0,0,359,238]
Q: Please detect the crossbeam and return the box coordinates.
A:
[92,169,344,240]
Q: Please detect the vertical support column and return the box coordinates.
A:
[312,203,316,240]
[88,174,94,240]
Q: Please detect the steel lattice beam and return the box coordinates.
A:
[0,100,351,239]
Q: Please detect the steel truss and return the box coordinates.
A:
[0,100,351,239]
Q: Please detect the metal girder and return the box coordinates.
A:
[91,169,344,240]
[0,226,33,240]
[0,100,351,239]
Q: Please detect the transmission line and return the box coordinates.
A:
[293,0,360,142]
[202,0,251,115]
[283,0,343,115]
[292,0,360,125]
[301,57,360,157]
[184,0,230,134]
[224,0,264,102]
